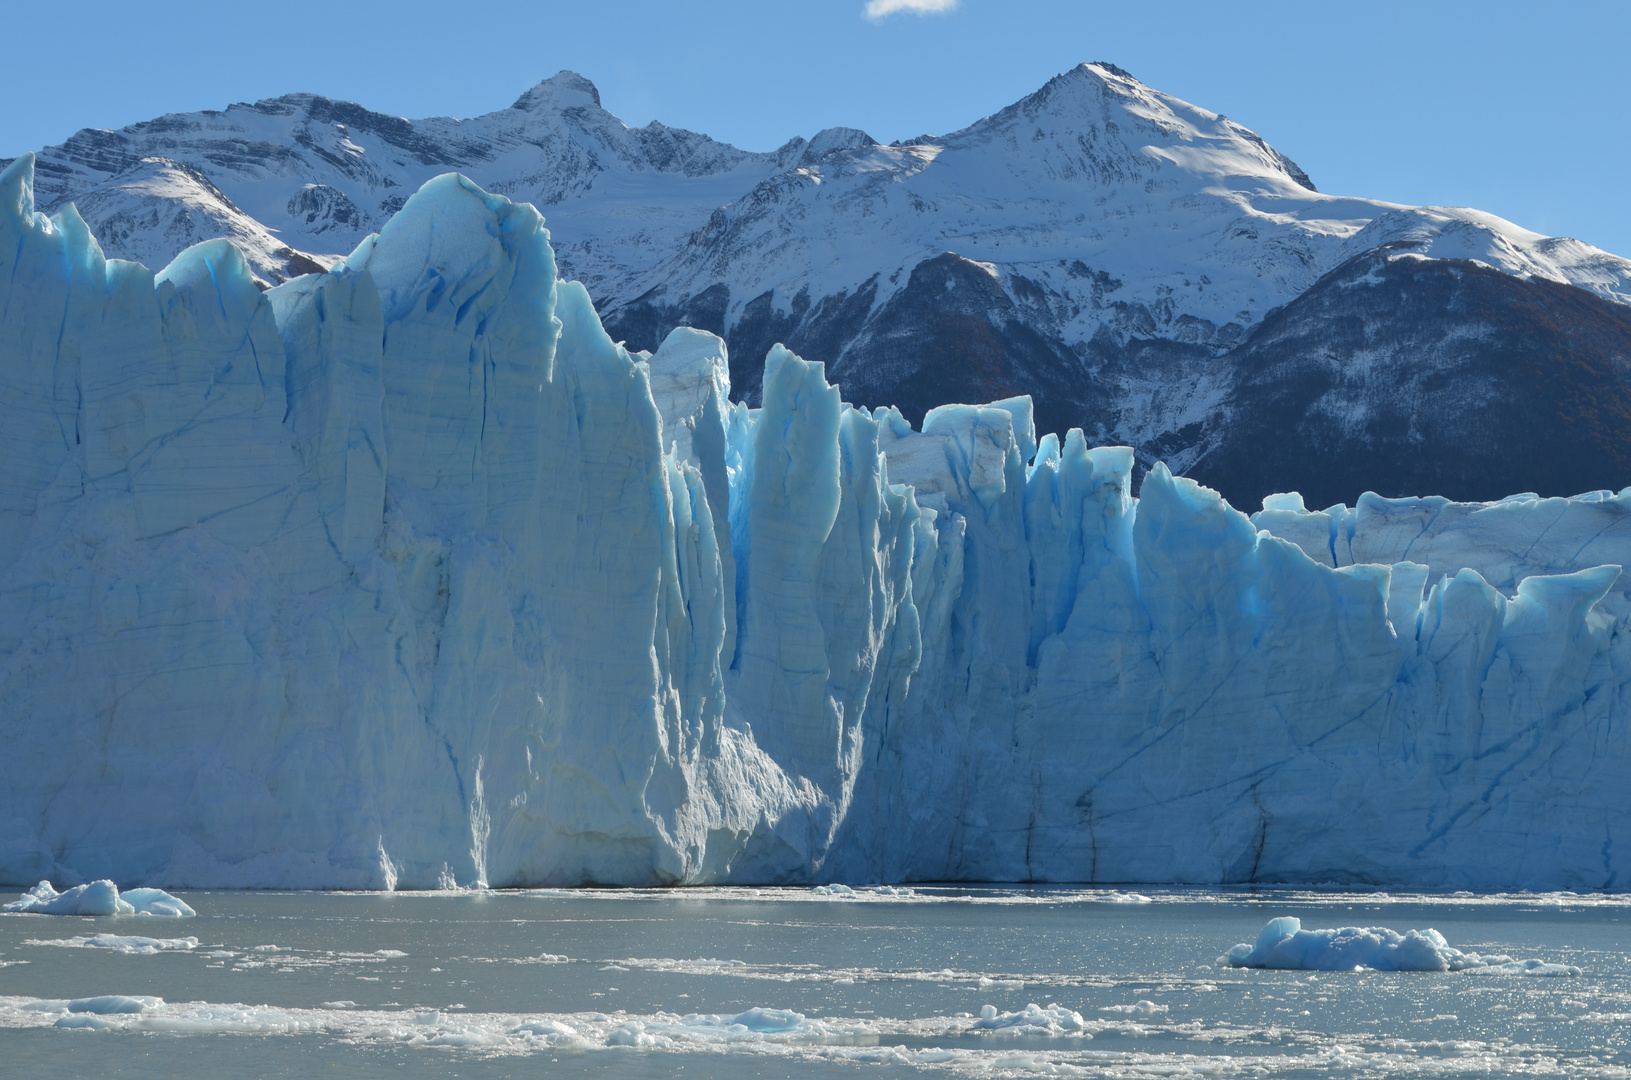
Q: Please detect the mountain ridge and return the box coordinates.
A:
[9,64,1631,506]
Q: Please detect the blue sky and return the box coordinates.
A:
[7,0,1628,256]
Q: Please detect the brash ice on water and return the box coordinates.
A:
[3,155,1631,891]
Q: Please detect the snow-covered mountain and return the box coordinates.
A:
[16,71,823,297]
[11,65,1631,506]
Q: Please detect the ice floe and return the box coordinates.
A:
[24,935,198,954]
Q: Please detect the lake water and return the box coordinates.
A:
[2,885,1629,1077]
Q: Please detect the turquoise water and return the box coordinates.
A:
[2,886,1628,1077]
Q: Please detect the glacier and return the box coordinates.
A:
[4,152,1631,892]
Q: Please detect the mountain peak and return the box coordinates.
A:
[1085,61,1138,83]
[804,127,877,159]
[512,71,602,112]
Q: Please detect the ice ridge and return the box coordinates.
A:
[4,155,1631,891]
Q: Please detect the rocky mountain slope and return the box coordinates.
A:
[10,64,1631,506]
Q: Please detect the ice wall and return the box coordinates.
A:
[4,155,1631,891]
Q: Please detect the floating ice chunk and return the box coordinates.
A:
[971,1002,1089,1035]
[511,1018,579,1039]
[26,934,198,954]
[63,995,163,1014]
[5,880,125,915]
[732,1007,805,1033]
[606,1020,654,1046]
[121,889,197,917]
[1222,917,1578,974]
[1100,1000,1167,1016]
[813,884,856,897]
[3,881,194,917]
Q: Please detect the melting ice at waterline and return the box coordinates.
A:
[4,154,1631,892]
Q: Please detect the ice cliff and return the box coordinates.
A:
[4,155,1631,892]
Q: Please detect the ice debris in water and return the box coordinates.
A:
[22,995,166,1029]
[4,881,194,917]
[972,1002,1090,1035]
[608,1008,811,1046]
[731,1007,806,1033]
[26,934,198,954]
[1222,916,1580,974]
[811,884,916,899]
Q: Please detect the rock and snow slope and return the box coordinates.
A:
[4,157,1631,891]
[10,66,1631,507]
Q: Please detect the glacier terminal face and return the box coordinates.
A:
[3,155,1631,891]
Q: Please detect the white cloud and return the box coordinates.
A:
[864,0,959,20]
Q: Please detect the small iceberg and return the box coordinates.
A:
[1222,916,1578,974]
[4,880,195,917]
[971,1002,1090,1035]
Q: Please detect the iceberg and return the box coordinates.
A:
[4,881,195,917]
[1221,916,1579,975]
[971,1002,1090,1035]
[3,153,1631,891]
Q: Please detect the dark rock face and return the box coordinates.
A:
[823,254,1087,436]
[286,184,372,233]
[1191,246,1631,510]
[607,243,1631,511]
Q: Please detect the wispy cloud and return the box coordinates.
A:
[864,0,959,20]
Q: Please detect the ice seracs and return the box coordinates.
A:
[4,156,1631,891]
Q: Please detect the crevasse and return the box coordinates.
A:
[3,157,1630,891]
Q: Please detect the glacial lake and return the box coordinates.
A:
[2,886,1629,1077]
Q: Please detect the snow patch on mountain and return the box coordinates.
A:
[15,64,1628,353]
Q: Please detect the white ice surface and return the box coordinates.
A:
[5,154,1631,892]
